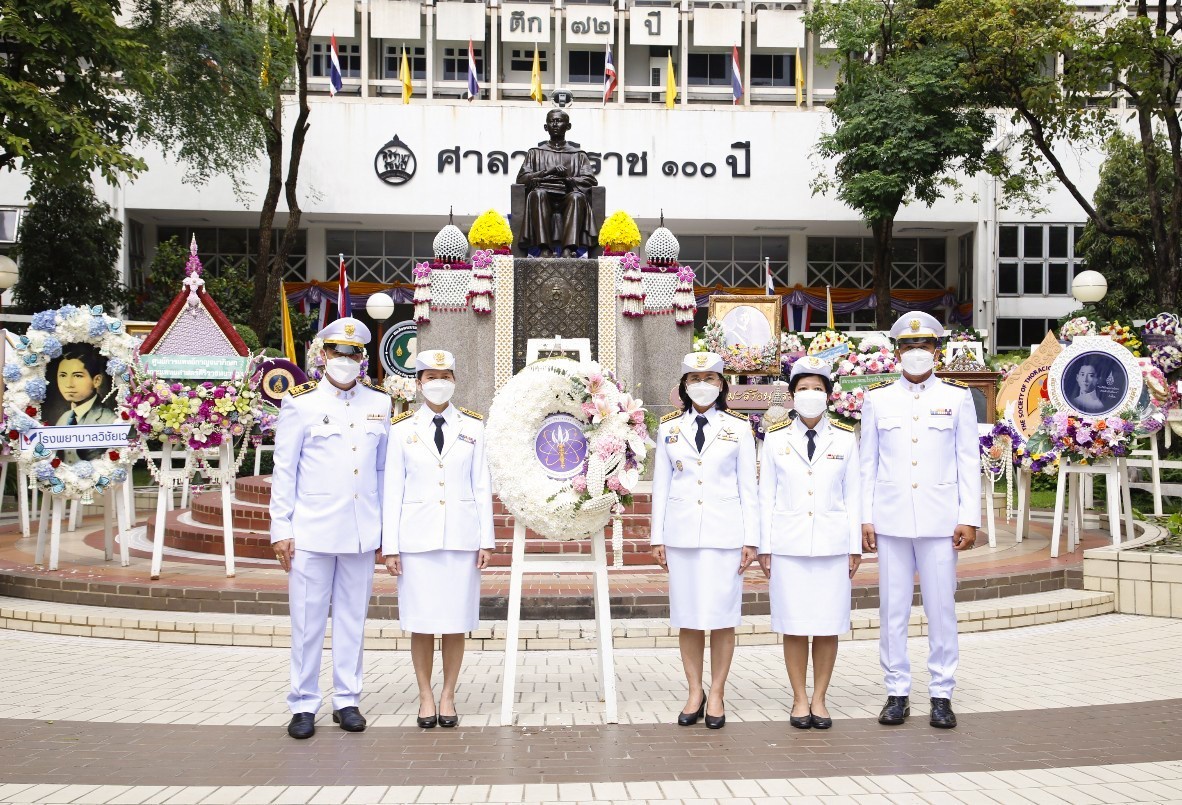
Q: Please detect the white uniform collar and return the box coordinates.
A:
[418,402,458,426]
[70,395,98,419]
[684,406,722,426]
[318,378,360,400]
[793,416,828,437]
[900,374,938,393]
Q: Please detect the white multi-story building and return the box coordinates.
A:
[0,0,1110,349]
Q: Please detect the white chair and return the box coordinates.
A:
[1050,458,1135,557]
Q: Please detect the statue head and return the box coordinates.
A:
[544,109,571,141]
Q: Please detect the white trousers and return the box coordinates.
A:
[287,549,375,714]
[877,535,958,699]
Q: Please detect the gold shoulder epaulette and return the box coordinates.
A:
[361,378,389,394]
[459,407,484,420]
[865,380,893,392]
[765,420,791,434]
[723,409,749,421]
[289,381,317,397]
[660,410,682,424]
[830,417,855,432]
[941,377,969,388]
[390,409,413,425]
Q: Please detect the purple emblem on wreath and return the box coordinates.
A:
[534,413,590,480]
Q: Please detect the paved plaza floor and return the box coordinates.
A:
[3,614,1182,803]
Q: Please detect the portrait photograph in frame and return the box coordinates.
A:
[1047,336,1142,419]
[707,294,782,375]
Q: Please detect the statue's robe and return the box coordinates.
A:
[515,142,599,252]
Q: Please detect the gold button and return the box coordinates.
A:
[353,469,359,475]
[913,415,919,421]
[914,394,920,399]
[697,460,702,466]
[346,402,350,407]
[697,500,703,504]
[352,446,357,452]
[697,480,703,485]
[912,483,918,489]
[912,460,917,466]
[350,423,355,429]
[808,511,812,516]
[808,470,813,476]
[439,500,445,505]
[912,438,918,443]
[438,463,444,468]
[439,481,445,486]
[353,494,358,499]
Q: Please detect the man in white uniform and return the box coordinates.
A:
[270,317,393,739]
[860,311,979,729]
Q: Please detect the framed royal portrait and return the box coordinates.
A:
[1047,335,1142,419]
[707,294,781,375]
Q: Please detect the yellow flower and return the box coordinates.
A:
[468,209,513,250]
[598,211,641,252]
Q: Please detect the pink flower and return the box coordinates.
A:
[606,475,623,492]
[630,410,645,425]
[571,475,588,493]
[587,373,605,394]
[590,395,613,423]
[633,422,648,438]
[581,402,598,419]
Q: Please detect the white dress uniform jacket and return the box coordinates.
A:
[382,403,495,555]
[269,379,391,553]
[860,376,981,537]
[651,407,759,549]
[759,417,862,557]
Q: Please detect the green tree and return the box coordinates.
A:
[11,176,124,312]
[1073,133,1169,322]
[0,0,152,184]
[808,0,998,327]
[920,0,1182,312]
[125,235,189,321]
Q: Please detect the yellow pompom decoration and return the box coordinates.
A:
[598,210,642,253]
[468,209,513,251]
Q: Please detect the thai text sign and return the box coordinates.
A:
[21,425,131,452]
[141,354,250,379]
[836,373,899,390]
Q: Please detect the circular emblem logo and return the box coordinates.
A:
[551,89,574,108]
[533,413,589,480]
[374,133,417,186]
[258,359,308,406]
[379,320,417,378]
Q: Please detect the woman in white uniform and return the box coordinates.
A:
[383,350,495,729]
[651,352,759,729]
[758,356,862,729]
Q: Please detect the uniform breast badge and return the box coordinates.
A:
[666,434,679,444]
[718,428,738,442]
[322,415,330,424]
[930,408,952,416]
[674,460,684,471]
[459,433,476,444]
[367,413,385,421]
[826,453,845,460]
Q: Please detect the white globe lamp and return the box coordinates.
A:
[365,291,396,321]
[1071,270,1107,304]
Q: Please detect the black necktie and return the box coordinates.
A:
[695,415,708,452]
[806,428,817,461]
[433,414,445,453]
[67,411,77,425]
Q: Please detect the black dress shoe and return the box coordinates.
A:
[332,706,367,732]
[789,710,812,730]
[287,712,315,739]
[704,710,726,729]
[677,695,706,726]
[438,711,459,728]
[878,695,910,725]
[929,697,957,729]
[810,713,833,730]
[417,711,438,729]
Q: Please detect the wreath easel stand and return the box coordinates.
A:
[147,441,238,579]
[35,484,132,571]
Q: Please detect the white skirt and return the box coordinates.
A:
[770,553,852,636]
[666,546,743,631]
[397,550,481,634]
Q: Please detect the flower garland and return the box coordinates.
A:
[829,384,867,422]
[412,261,432,323]
[979,420,1023,518]
[485,358,653,540]
[2,305,138,503]
[703,319,780,373]
[1100,320,1142,356]
[807,329,850,355]
[673,265,695,325]
[467,249,495,314]
[1059,316,1097,340]
[618,252,645,317]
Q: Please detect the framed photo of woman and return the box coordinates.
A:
[1047,336,1142,419]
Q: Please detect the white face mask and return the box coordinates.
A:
[792,389,829,419]
[325,356,361,385]
[686,381,721,408]
[900,348,936,377]
[421,379,456,406]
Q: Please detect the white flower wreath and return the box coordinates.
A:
[3,305,138,503]
[485,358,654,541]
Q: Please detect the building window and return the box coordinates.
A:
[567,50,605,84]
[997,223,1086,297]
[750,54,793,88]
[156,226,308,281]
[678,235,788,288]
[127,219,146,289]
[383,45,426,80]
[956,232,973,303]
[509,48,548,72]
[311,41,361,78]
[0,208,20,244]
[995,317,1059,351]
[688,52,730,86]
[806,237,947,290]
[326,230,438,284]
[443,47,484,81]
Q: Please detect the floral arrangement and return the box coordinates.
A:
[672,265,695,326]
[467,209,513,252]
[412,261,432,323]
[1059,316,1098,341]
[618,252,645,317]
[806,329,850,356]
[1029,405,1139,464]
[383,373,416,404]
[979,420,1024,518]
[1142,314,1182,375]
[703,319,780,373]
[856,333,892,353]
[829,384,867,422]
[599,211,642,254]
[467,249,495,314]
[835,346,897,377]
[485,358,654,540]
[1100,320,1142,356]
[781,332,805,354]
[2,305,139,503]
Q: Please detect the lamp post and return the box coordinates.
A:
[1071,270,1107,305]
[365,292,396,380]
[0,254,18,318]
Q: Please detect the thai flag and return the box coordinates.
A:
[328,34,343,97]
[730,45,743,104]
[337,254,351,317]
[466,39,480,101]
[603,45,618,105]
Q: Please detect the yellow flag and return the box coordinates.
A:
[400,47,413,105]
[666,52,677,109]
[280,281,297,363]
[795,47,805,107]
[530,48,545,104]
[826,286,836,330]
